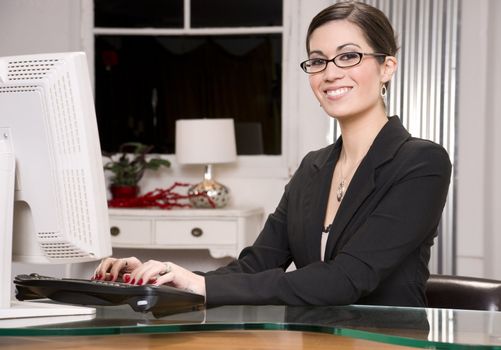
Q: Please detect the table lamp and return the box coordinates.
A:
[175,118,237,208]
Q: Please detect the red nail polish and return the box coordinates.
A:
[124,275,130,283]
[96,274,101,280]
[138,279,143,285]
[130,279,135,285]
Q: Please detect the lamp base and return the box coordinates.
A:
[188,179,230,208]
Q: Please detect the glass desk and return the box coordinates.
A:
[1,303,501,349]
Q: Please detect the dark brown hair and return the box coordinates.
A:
[306,1,398,58]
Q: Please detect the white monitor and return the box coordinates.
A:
[0,52,112,319]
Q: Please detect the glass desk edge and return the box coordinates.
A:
[1,304,501,350]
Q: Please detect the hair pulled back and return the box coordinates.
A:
[306,1,398,58]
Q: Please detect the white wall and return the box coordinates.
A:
[0,0,81,56]
[2,0,501,279]
[485,0,501,280]
[455,0,501,278]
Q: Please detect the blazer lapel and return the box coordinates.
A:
[325,153,376,254]
[324,116,411,258]
[302,141,341,262]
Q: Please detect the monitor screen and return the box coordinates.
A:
[0,52,112,318]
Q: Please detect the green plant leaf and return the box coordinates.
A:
[145,158,171,170]
[102,143,170,186]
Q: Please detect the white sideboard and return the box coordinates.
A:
[108,207,264,259]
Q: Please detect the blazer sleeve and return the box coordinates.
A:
[204,143,451,306]
[203,190,292,275]
[202,152,318,277]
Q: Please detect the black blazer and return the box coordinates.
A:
[204,116,452,307]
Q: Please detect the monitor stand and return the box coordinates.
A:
[0,130,95,320]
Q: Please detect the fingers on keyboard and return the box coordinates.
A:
[103,272,113,281]
[122,273,156,285]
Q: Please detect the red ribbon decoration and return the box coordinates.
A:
[107,182,216,209]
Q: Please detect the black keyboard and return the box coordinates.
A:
[14,273,205,317]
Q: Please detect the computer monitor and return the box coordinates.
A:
[0,52,112,319]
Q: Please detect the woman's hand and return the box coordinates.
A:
[127,260,206,298]
[93,256,143,282]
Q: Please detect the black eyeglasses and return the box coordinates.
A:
[300,52,388,74]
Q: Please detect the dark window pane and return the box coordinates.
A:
[95,35,282,155]
[191,0,282,27]
[95,0,183,28]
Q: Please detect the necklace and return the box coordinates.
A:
[336,180,347,202]
[336,150,364,202]
[336,161,347,202]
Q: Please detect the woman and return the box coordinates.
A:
[94,1,451,307]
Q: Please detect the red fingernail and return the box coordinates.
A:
[96,274,101,280]
[130,279,135,285]
[124,275,130,283]
[138,279,143,285]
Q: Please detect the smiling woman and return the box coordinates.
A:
[305,19,397,124]
[95,1,452,309]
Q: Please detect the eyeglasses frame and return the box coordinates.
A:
[300,52,389,74]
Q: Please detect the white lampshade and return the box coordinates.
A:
[175,118,237,165]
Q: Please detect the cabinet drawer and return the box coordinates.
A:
[109,219,152,245]
[155,220,237,245]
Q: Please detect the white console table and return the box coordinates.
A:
[108,207,264,259]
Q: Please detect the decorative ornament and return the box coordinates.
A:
[188,179,230,208]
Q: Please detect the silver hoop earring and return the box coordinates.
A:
[381,85,387,97]
[381,85,388,105]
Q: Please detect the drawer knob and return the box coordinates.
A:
[110,226,121,236]
[191,227,203,237]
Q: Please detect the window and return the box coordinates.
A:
[93,0,283,155]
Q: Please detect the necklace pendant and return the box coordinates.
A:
[336,179,346,202]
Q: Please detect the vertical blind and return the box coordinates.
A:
[334,0,459,274]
